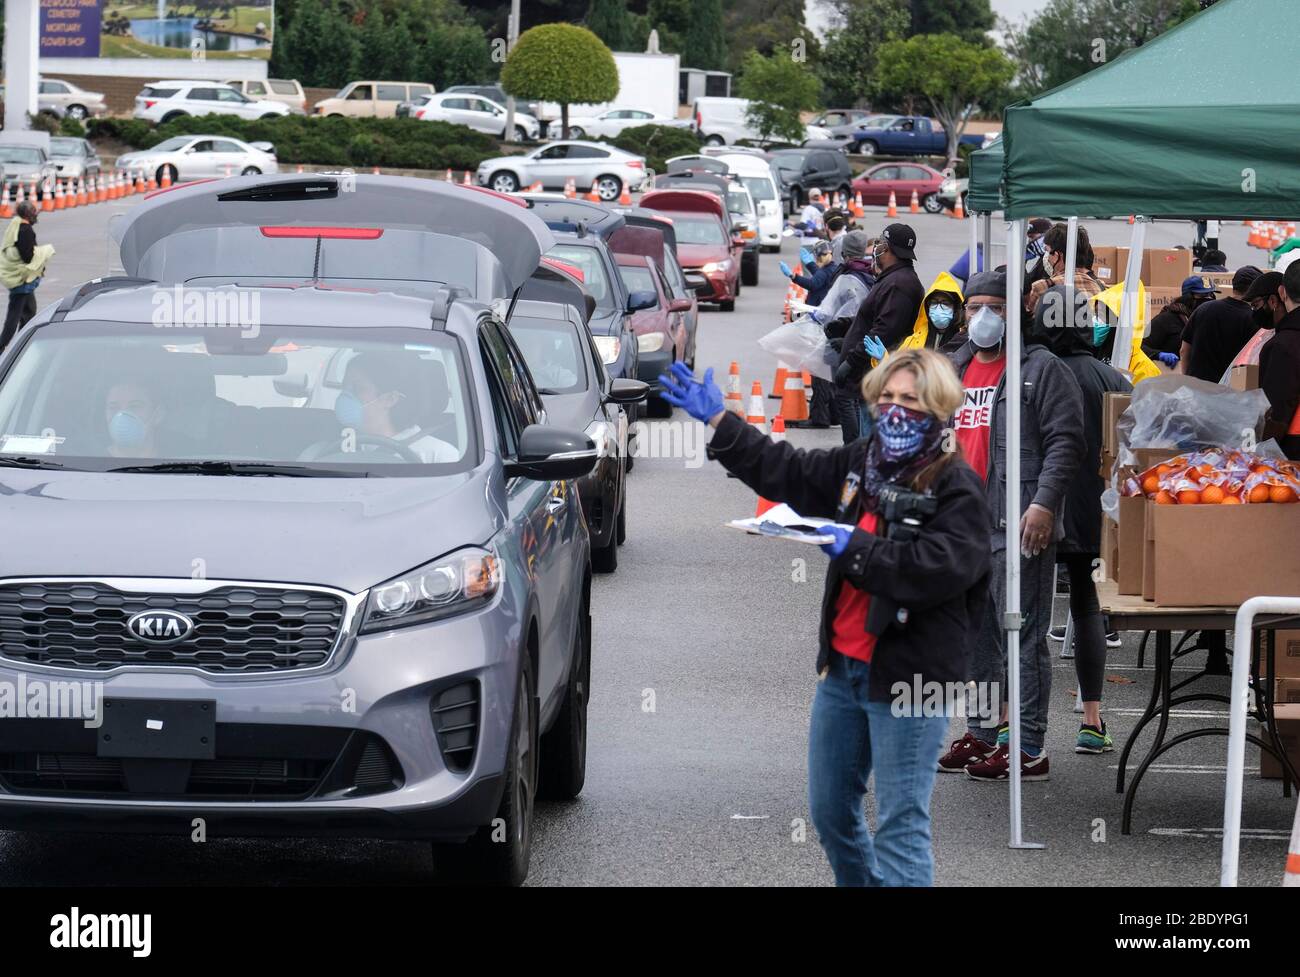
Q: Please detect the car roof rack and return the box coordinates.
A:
[49,276,156,322]
[429,285,468,329]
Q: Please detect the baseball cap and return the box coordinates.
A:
[1028,218,1053,236]
[842,229,870,260]
[809,187,823,200]
[811,240,832,258]
[881,222,916,260]
[965,270,1007,300]
[1232,265,1263,293]
[1181,275,1218,296]
[1243,270,1284,301]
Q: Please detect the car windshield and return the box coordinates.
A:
[0,147,42,165]
[736,176,775,201]
[546,244,611,308]
[151,137,193,153]
[770,152,808,173]
[726,187,753,216]
[671,216,725,246]
[617,264,658,300]
[509,315,587,395]
[49,138,81,156]
[0,322,477,476]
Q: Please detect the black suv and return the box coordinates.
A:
[769,148,853,215]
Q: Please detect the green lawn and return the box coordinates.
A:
[99,33,268,60]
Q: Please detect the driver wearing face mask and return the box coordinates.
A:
[337,352,459,463]
[104,379,169,459]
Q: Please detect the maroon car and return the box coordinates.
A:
[850,162,946,213]
[615,253,691,417]
[639,188,743,311]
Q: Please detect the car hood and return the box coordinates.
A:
[675,242,728,267]
[3,163,44,176]
[0,468,500,593]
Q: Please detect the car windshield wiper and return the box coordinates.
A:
[108,460,369,477]
[0,455,63,469]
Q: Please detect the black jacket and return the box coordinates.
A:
[1144,301,1191,358]
[1056,351,1132,553]
[1260,306,1300,460]
[706,412,991,702]
[15,223,35,265]
[1185,296,1256,382]
[838,260,924,388]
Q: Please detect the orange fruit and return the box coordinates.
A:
[1177,489,1201,505]
[1201,484,1225,504]
[1249,484,1272,503]
[1221,494,1242,504]
[1270,485,1297,503]
[1141,474,1160,495]
[1156,464,1173,478]
[1154,490,1176,505]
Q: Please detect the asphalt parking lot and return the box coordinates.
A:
[2,193,1293,886]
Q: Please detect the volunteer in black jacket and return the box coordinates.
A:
[1260,262,1300,460]
[833,222,925,444]
[660,350,991,887]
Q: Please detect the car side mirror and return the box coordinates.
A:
[731,236,745,248]
[604,378,648,405]
[626,290,657,313]
[683,272,711,295]
[666,298,693,313]
[505,424,597,481]
[272,372,310,399]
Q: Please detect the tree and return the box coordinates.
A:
[682,0,725,69]
[586,0,633,50]
[818,0,909,107]
[724,0,816,74]
[909,0,994,43]
[501,24,619,138]
[736,49,821,145]
[875,33,1014,160]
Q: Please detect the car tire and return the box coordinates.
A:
[156,164,178,186]
[160,112,187,124]
[328,113,344,118]
[596,175,621,201]
[241,166,261,176]
[848,141,862,154]
[568,126,586,140]
[490,171,520,193]
[67,105,88,121]
[431,652,537,886]
[591,505,618,573]
[859,140,878,157]
[719,298,736,312]
[922,192,943,214]
[260,113,280,119]
[741,254,759,287]
[539,592,590,801]
[704,134,724,147]
[615,482,627,546]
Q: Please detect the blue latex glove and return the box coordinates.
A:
[779,260,793,278]
[863,334,886,361]
[658,361,724,423]
[808,309,823,324]
[820,524,854,558]
[1157,351,1179,367]
[799,247,815,267]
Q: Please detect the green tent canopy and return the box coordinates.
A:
[966,137,1003,214]
[1002,0,1300,221]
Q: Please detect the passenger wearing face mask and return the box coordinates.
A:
[104,379,170,459]
[336,352,459,463]
[1024,223,1103,318]
[896,272,965,355]
[940,270,1085,782]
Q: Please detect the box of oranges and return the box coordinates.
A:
[1120,448,1300,506]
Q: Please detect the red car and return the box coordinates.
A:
[614,254,692,416]
[638,188,743,312]
[850,162,946,213]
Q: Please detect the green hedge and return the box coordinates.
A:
[609,124,700,175]
[86,115,510,172]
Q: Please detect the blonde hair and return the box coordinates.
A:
[859,348,964,420]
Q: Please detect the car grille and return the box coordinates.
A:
[0,580,348,674]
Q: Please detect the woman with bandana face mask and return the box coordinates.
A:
[659,350,992,886]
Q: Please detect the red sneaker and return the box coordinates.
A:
[964,744,1050,782]
[937,732,996,773]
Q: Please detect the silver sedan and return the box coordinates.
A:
[476,141,648,201]
[116,134,279,185]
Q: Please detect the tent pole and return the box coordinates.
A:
[970,209,980,276]
[1005,217,1041,851]
[1063,216,1079,320]
[1112,218,1149,374]
[981,214,992,272]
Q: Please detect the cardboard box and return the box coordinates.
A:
[1259,703,1300,779]
[1274,678,1300,704]
[1229,363,1260,391]
[1142,248,1194,289]
[1102,392,1131,456]
[1273,630,1300,679]
[1145,286,1183,317]
[1100,511,1119,582]
[1148,504,1300,606]
[1142,500,1157,600]
[1201,271,1235,292]
[1116,495,1146,595]
[1092,246,1131,284]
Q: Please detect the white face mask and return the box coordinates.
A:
[967,306,1006,350]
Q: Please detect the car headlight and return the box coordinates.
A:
[637,332,665,353]
[592,335,621,365]
[360,546,501,633]
[584,420,615,459]
[701,260,733,274]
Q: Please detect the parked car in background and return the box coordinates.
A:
[851,162,947,213]
[691,97,831,147]
[615,253,693,415]
[38,78,107,120]
[312,81,434,118]
[116,135,278,185]
[444,84,543,124]
[224,78,307,114]
[47,136,101,182]
[397,91,434,118]
[565,107,690,140]
[768,147,853,214]
[415,92,540,141]
[713,152,782,252]
[508,271,646,573]
[846,115,983,157]
[134,81,291,123]
[0,143,56,195]
[640,187,742,312]
[477,141,647,200]
[809,108,873,143]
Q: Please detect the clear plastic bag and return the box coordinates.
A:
[758,317,837,381]
[1116,373,1270,464]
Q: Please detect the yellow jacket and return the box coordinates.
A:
[0,217,54,291]
[896,271,965,354]
[1092,281,1160,383]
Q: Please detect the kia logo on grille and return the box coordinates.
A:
[126,610,195,645]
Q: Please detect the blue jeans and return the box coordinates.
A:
[808,653,948,886]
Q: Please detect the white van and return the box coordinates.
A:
[713,152,783,251]
[692,97,831,147]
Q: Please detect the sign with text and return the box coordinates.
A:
[39,0,273,61]
[40,0,102,58]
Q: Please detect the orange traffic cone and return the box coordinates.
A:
[147,170,157,192]
[461,171,471,186]
[852,191,864,218]
[745,381,767,434]
[887,190,898,218]
[372,165,381,176]
[564,178,576,199]
[754,414,786,517]
[724,361,743,415]
[781,370,809,423]
[909,189,919,214]
[1128,214,1135,225]
[586,180,600,202]
[445,168,453,182]
[14,184,24,209]
[77,177,88,206]
[1285,790,1300,885]
[527,181,542,192]
[618,182,632,206]
[296,164,305,174]
[771,364,788,400]
[952,194,965,220]
[41,179,53,212]
[54,180,64,210]
[0,183,10,218]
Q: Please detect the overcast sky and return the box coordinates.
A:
[992,0,1049,22]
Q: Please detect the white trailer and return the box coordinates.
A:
[538,51,681,127]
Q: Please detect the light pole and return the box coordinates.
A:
[503,0,520,143]
[3,0,40,133]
